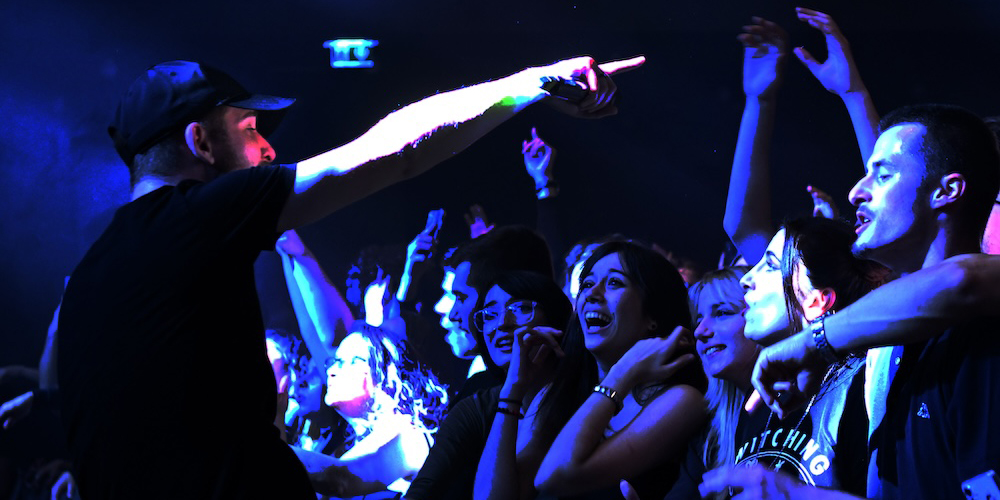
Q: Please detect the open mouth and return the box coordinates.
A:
[584,311,613,331]
[494,335,514,351]
[702,345,725,358]
[855,212,872,235]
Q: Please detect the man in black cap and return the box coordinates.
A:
[56,55,643,499]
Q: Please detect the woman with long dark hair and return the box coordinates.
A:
[475,240,707,499]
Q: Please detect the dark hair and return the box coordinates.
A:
[348,243,406,311]
[476,271,573,375]
[560,234,628,293]
[536,240,705,439]
[879,104,1000,240]
[445,225,554,291]
[780,217,889,329]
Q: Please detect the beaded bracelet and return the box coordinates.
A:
[593,385,624,415]
[810,315,843,365]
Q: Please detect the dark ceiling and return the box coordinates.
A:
[3,0,999,366]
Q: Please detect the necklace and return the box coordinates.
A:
[758,362,839,461]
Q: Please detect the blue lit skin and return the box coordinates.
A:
[479,284,551,369]
[740,230,795,346]
[435,270,477,358]
[447,261,480,348]
[363,267,391,327]
[325,332,375,418]
[577,253,652,365]
[692,285,757,388]
[849,123,933,270]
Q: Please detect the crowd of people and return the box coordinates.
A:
[3,7,1000,500]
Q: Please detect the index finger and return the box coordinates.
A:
[598,55,646,76]
[751,351,780,409]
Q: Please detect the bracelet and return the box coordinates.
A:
[498,397,523,406]
[535,181,560,200]
[810,315,842,365]
[496,405,524,419]
[593,385,623,415]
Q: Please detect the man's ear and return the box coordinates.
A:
[801,287,836,322]
[184,121,214,164]
[930,173,966,210]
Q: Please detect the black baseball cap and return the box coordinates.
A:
[108,60,295,166]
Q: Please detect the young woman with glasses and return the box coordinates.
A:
[407,270,571,500]
[475,241,708,500]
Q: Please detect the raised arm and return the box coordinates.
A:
[396,210,444,304]
[276,229,355,359]
[753,253,1000,417]
[276,56,645,232]
[723,17,787,265]
[794,8,879,164]
[534,329,705,496]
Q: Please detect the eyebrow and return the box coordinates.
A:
[483,300,498,308]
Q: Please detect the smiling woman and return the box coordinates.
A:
[408,270,570,500]
[504,240,709,499]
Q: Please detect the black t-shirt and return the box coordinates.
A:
[733,357,868,495]
[871,319,1000,499]
[58,165,313,499]
[406,386,500,499]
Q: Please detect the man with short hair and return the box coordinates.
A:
[57,56,641,499]
[702,104,1000,499]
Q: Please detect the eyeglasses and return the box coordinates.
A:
[473,300,537,333]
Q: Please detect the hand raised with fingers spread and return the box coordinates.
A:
[751,329,826,419]
[538,55,645,119]
[807,185,839,219]
[740,16,789,100]
[794,7,866,96]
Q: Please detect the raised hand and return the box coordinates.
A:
[739,17,789,99]
[505,326,564,395]
[609,326,696,389]
[794,8,865,96]
[464,204,494,239]
[522,127,557,190]
[807,185,839,218]
[399,209,444,300]
[539,55,645,119]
